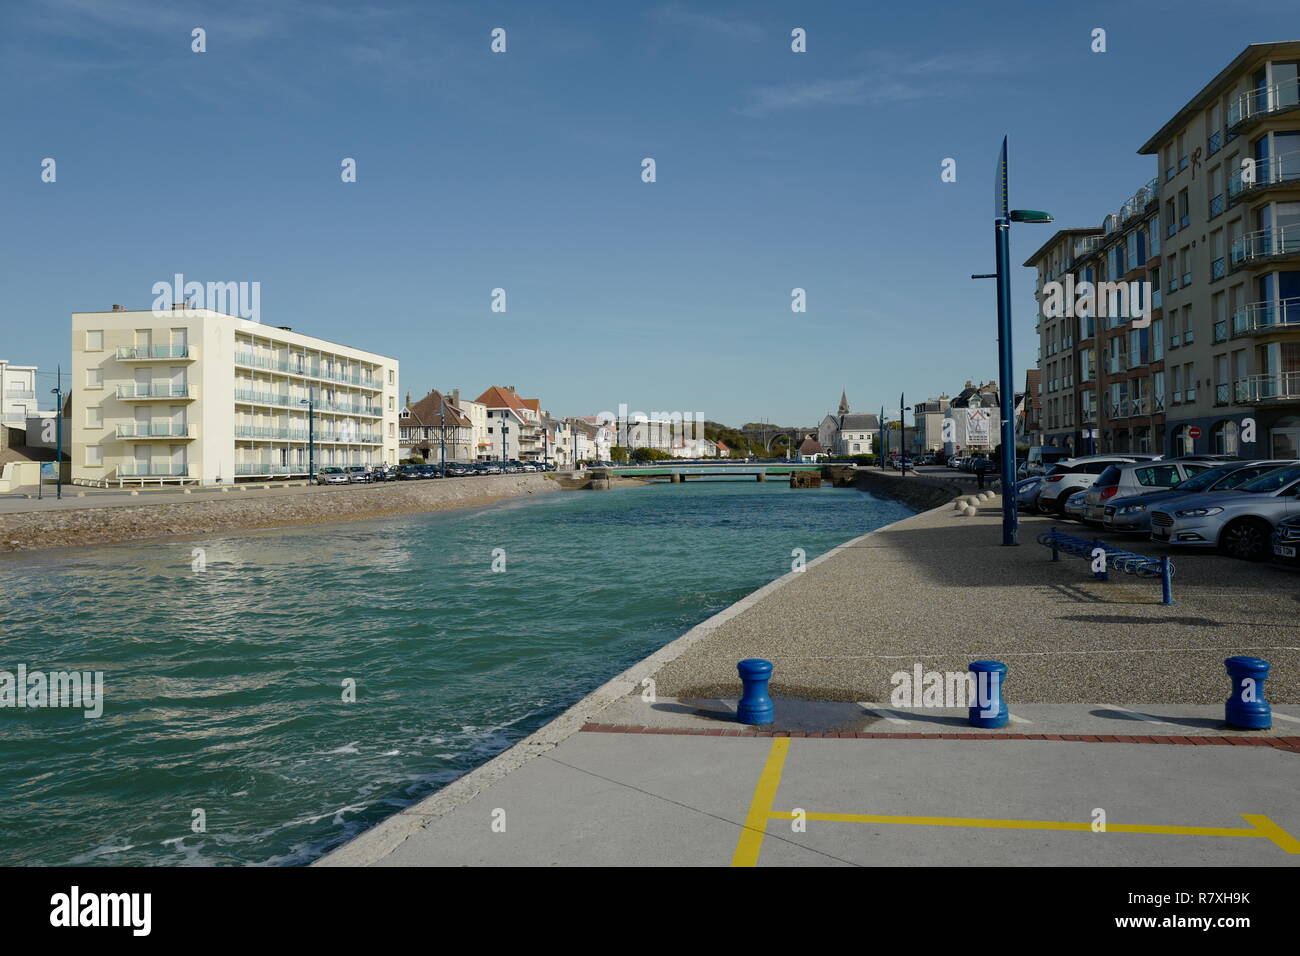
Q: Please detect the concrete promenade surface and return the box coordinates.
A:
[319,487,1300,867]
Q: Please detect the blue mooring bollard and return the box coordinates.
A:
[1224,656,1271,730]
[737,658,775,725]
[1160,556,1174,606]
[968,660,1009,728]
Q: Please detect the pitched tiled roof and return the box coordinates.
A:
[403,390,471,428]
[840,413,879,429]
[474,385,529,412]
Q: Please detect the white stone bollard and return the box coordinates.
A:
[962,505,977,516]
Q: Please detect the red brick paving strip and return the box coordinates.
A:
[579,723,1300,748]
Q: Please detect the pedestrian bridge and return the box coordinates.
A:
[602,463,826,481]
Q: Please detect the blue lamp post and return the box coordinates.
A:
[983,137,1053,545]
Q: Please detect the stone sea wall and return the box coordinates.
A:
[0,473,560,553]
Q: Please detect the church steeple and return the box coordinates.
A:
[838,390,850,415]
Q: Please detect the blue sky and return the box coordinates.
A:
[3,0,1298,425]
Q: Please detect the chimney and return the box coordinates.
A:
[451,388,460,406]
[111,304,125,312]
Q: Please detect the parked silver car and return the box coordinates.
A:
[1149,465,1300,560]
[1063,490,1089,521]
[1037,455,1161,515]
[1103,460,1294,532]
[1083,460,1215,524]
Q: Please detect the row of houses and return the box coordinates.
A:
[1,306,739,488]
[1024,42,1300,462]
[807,386,1018,460]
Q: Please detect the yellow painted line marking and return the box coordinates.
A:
[767,810,1300,852]
[731,738,790,867]
[1243,814,1300,854]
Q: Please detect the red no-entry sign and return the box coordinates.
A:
[1188,426,1202,439]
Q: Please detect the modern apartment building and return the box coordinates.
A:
[476,385,545,462]
[1028,43,1300,461]
[71,307,399,486]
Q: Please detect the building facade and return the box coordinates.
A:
[0,360,40,431]
[817,392,878,456]
[1028,43,1300,461]
[71,307,399,485]
[399,389,475,463]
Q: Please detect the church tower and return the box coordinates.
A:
[837,390,850,416]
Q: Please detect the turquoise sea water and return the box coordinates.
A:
[0,480,912,866]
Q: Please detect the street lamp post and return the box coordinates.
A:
[300,394,315,484]
[501,415,508,463]
[878,405,886,470]
[980,136,1053,546]
[51,372,63,499]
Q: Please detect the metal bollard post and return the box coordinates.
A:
[736,658,775,725]
[1160,556,1174,606]
[967,660,1009,729]
[1224,656,1271,730]
[1050,529,1059,562]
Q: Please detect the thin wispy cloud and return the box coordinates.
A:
[648,4,763,42]
[738,50,1018,118]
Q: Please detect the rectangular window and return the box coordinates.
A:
[85,330,103,351]
[85,446,102,467]
[1178,189,1190,229]
[86,368,102,388]
[85,406,102,428]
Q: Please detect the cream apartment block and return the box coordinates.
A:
[72,307,399,486]
[1028,43,1300,461]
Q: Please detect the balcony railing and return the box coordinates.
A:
[234,464,311,476]
[116,345,191,360]
[1228,150,1300,199]
[117,424,193,438]
[1232,299,1300,336]
[1102,179,1159,236]
[233,425,382,443]
[1235,372,1300,403]
[1071,235,1104,261]
[4,389,36,400]
[234,389,382,417]
[1231,224,1300,267]
[233,352,380,389]
[119,464,189,477]
[1229,75,1300,129]
[116,384,191,399]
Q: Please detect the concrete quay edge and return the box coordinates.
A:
[313,489,952,866]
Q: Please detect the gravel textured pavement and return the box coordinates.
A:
[652,493,1300,704]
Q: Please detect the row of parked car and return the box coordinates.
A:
[1015,453,1300,564]
[317,460,558,484]
[949,455,996,474]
